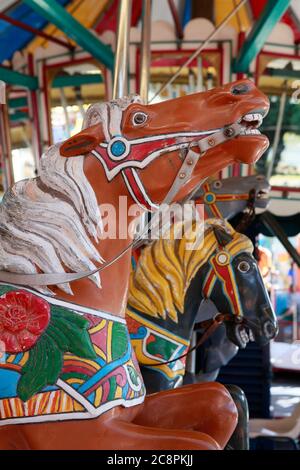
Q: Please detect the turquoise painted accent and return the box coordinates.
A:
[234,0,291,73]
[9,111,29,122]
[8,97,28,108]
[111,140,126,157]
[23,0,114,70]
[77,342,132,397]
[206,194,214,202]
[0,369,20,398]
[0,66,38,90]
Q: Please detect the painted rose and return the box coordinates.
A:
[0,290,50,353]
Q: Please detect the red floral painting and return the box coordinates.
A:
[0,290,50,353]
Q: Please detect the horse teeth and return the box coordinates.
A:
[243,114,255,121]
[249,330,255,342]
[240,113,263,127]
[240,328,249,344]
[240,128,261,135]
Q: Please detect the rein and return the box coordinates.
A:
[0,122,245,287]
[195,184,256,220]
[235,188,256,232]
[144,312,232,367]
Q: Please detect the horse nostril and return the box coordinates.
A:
[231,83,251,95]
[263,320,277,339]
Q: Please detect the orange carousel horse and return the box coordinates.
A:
[0,80,269,450]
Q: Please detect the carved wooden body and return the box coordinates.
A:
[0,80,269,449]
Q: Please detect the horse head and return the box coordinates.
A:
[205,224,278,348]
[194,174,270,219]
[60,80,269,210]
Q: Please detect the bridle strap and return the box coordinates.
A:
[145,312,232,367]
[235,188,256,232]
[0,123,245,287]
[120,122,244,211]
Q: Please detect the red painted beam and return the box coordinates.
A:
[0,12,74,51]
[95,0,142,33]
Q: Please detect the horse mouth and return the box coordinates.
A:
[226,322,255,349]
[238,112,264,136]
[236,324,255,348]
[227,317,278,349]
[257,189,269,200]
[256,188,270,208]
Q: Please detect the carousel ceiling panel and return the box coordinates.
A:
[0,0,17,13]
[0,0,70,62]
[214,0,252,31]
[26,0,110,54]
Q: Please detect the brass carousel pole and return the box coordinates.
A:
[0,81,14,189]
[113,0,132,99]
[137,1,152,237]
[139,0,152,104]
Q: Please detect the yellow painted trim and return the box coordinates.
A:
[127,309,190,346]
[89,319,106,335]
[131,339,185,380]
[26,0,109,54]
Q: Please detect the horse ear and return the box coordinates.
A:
[213,227,233,246]
[60,123,105,157]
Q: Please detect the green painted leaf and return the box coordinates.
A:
[17,307,96,401]
[17,335,63,402]
[0,285,16,297]
[46,322,70,351]
[111,323,128,361]
[51,306,89,329]
[127,365,139,386]
[52,315,96,359]
[107,376,117,401]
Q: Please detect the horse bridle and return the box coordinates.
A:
[148,243,248,368]
[0,121,246,287]
[202,247,243,317]
[195,183,254,219]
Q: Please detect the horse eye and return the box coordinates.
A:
[238,261,250,273]
[213,181,222,189]
[231,83,251,95]
[132,112,148,126]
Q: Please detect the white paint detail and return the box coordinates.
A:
[0,144,102,294]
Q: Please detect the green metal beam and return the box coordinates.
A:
[265,67,300,79]
[8,97,28,108]
[234,0,291,73]
[0,66,38,90]
[9,111,29,121]
[23,0,114,71]
[52,73,103,88]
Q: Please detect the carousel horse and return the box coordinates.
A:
[190,174,271,383]
[194,174,270,220]
[0,80,270,450]
[130,174,271,385]
[129,174,271,450]
[127,219,277,393]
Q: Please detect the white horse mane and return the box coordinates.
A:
[0,145,102,295]
[0,95,141,295]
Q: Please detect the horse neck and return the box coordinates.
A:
[182,264,209,337]
[153,253,210,344]
[53,155,138,318]
[203,198,247,220]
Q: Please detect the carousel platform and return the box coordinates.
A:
[271,341,300,373]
